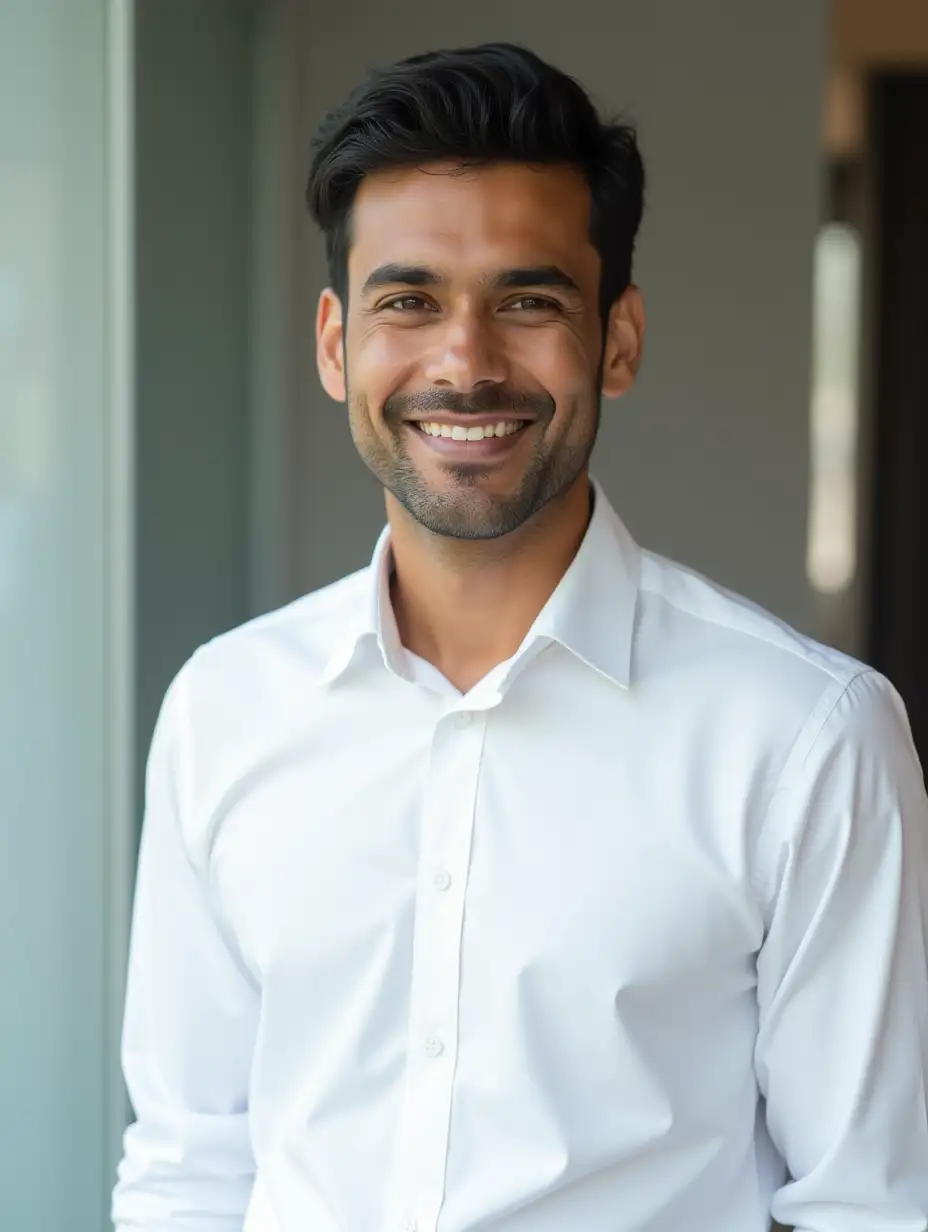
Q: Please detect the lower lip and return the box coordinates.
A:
[405,423,533,461]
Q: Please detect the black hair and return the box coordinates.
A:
[306,42,645,323]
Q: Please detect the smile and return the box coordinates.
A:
[416,420,526,440]
[404,416,533,461]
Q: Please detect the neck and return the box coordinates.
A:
[387,473,593,694]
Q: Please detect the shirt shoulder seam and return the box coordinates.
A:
[638,569,854,687]
[196,568,370,652]
[750,667,876,907]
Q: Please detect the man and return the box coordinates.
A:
[113,42,928,1232]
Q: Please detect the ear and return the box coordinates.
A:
[316,287,347,403]
[601,285,645,399]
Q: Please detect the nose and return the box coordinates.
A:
[423,309,508,392]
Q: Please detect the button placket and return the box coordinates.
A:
[384,710,487,1232]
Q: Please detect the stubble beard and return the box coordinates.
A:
[348,389,602,542]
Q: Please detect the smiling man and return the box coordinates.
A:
[113,43,928,1232]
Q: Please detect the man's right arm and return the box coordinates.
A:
[113,664,259,1230]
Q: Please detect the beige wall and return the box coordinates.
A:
[835,0,928,67]
[826,0,928,157]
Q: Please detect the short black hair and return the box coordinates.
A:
[306,42,645,322]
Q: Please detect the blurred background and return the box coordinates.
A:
[1,1,926,1227]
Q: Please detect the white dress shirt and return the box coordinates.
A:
[113,480,928,1232]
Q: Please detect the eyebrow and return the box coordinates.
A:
[490,266,580,293]
[361,264,442,295]
[359,263,581,296]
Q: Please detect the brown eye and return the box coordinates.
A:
[386,296,431,312]
[507,296,559,312]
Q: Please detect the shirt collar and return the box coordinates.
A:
[526,478,640,689]
[319,477,640,691]
[317,522,404,686]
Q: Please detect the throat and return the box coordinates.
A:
[389,569,525,693]
[384,471,594,693]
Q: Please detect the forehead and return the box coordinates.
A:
[348,162,598,285]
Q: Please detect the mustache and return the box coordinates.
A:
[383,387,555,421]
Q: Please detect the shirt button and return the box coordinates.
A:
[454,710,473,728]
[424,1036,444,1058]
[433,870,452,892]
[399,1219,417,1232]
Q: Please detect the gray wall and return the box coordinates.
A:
[134,0,258,806]
[286,0,826,636]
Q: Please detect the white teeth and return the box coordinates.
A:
[417,421,524,440]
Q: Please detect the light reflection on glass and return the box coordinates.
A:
[807,222,862,595]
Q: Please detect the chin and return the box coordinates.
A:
[395,484,539,542]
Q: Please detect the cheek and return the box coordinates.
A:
[510,324,592,381]
[350,324,421,383]
[348,332,425,426]
[509,329,597,417]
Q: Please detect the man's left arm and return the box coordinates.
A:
[755,669,928,1231]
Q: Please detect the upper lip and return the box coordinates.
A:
[402,412,535,427]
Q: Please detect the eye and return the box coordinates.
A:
[505,295,561,312]
[383,295,434,312]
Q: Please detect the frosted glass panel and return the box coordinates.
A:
[0,3,127,1226]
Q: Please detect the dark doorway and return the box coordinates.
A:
[868,75,928,772]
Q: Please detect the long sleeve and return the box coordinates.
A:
[755,670,928,1231]
[112,665,259,1230]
